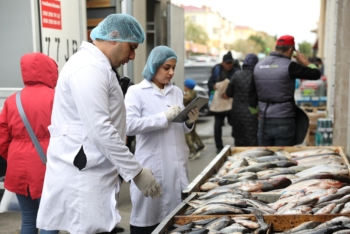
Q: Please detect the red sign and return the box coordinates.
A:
[41,0,62,30]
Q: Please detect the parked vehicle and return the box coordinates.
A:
[194,85,210,117]
[185,62,216,94]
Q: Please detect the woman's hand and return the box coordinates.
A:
[185,108,199,125]
[164,105,181,121]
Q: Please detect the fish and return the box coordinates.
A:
[200,182,219,191]
[237,162,277,173]
[234,219,260,229]
[253,210,270,234]
[289,165,311,172]
[340,207,350,214]
[198,187,241,200]
[259,169,296,179]
[292,173,350,184]
[282,205,313,214]
[234,148,275,158]
[296,164,348,178]
[187,197,248,209]
[290,148,336,158]
[219,223,249,233]
[170,222,194,233]
[313,216,350,230]
[227,158,249,169]
[188,229,209,234]
[282,179,343,192]
[281,221,322,234]
[192,218,218,226]
[190,204,244,215]
[274,150,292,159]
[274,161,298,167]
[314,203,337,214]
[331,203,345,214]
[254,155,291,163]
[204,216,232,231]
[244,199,276,214]
[316,194,350,208]
[317,193,345,204]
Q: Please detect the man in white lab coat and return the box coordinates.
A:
[37,14,161,234]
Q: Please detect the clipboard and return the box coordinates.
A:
[171,96,209,123]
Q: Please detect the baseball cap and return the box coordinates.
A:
[223,51,234,63]
[276,35,295,46]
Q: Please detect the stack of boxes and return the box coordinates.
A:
[304,110,327,146]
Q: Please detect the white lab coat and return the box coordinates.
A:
[37,42,142,234]
[125,80,192,226]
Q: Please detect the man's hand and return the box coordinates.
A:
[222,93,228,99]
[293,50,310,67]
[133,168,162,198]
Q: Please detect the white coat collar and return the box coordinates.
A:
[139,79,174,96]
[80,41,112,70]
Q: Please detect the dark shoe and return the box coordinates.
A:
[216,147,223,154]
[115,226,124,233]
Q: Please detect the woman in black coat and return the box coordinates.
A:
[226,54,259,146]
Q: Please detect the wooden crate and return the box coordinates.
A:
[182,145,350,198]
[152,193,350,233]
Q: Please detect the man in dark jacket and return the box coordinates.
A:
[208,51,240,153]
[249,35,321,146]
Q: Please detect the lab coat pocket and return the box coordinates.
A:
[82,138,107,170]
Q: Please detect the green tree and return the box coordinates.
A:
[249,35,267,53]
[298,41,312,57]
[185,20,209,45]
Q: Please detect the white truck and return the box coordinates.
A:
[0,0,87,109]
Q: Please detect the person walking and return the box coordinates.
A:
[226,53,259,146]
[37,14,161,234]
[183,78,206,160]
[125,46,199,234]
[249,35,321,146]
[208,51,239,153]
[0,52,59,234]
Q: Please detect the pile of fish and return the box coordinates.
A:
[168,212,269,234]
[270,186,350,215]
[276,216,350,233]
[184,188,275,216]
[200,148,350,195]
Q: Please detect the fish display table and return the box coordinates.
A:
[151,146,350,233]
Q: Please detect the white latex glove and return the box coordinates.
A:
[133,168,162,198]
[164,105,181,121]
[185,107,199,125]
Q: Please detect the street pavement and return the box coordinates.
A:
[0,115,234,234]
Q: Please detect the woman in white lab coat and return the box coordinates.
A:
[125,46,199,234]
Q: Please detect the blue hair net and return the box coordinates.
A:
[184,79,196,89]
[142,46,177,81]
[90,14,145,43]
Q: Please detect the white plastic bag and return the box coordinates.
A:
[0,189,21,213]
